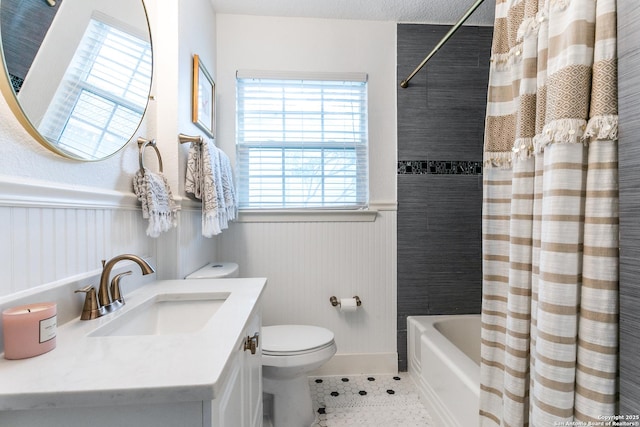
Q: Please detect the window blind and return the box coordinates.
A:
[236,72,369,209]
[38,17,152,160]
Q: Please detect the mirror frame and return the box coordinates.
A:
[0,1,154,161]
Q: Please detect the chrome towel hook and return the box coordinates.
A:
[137,137,163,175]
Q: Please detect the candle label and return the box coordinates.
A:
[39,315,57,343]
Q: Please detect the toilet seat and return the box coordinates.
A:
[262,325,335,356]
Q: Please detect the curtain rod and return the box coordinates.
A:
[400,0,486,89]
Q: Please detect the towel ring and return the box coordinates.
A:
[137,137,163,174]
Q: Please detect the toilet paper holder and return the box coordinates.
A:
[329,296,362,307]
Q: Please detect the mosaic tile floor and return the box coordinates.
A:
[309,373,434,427]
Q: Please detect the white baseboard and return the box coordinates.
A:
[310,353,398,376]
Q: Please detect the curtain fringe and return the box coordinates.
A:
[484,116,618,167]
[512,137,535,162]
[534,118,588,153]
[483,151,514,169]
[517,11,547,42]
[484,119,588,160]
[491,43,524,71]
[550,0,571,12]
[584,114,619,142]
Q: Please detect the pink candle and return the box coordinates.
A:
[2,302,57,360]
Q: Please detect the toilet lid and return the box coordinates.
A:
[262,325,334,354]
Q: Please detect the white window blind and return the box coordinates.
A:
[236,71,369,210]
[39,17,152,160]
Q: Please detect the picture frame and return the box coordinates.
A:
[192,54,215,138]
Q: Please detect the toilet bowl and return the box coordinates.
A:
[186,263,337,427]
[262,325,337,427]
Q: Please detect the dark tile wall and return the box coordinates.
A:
[1,0,60,92]
[396,24,492,370]
[618,2,640,415]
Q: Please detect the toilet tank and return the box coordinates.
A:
[185,262,239,279]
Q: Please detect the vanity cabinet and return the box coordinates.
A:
[0,279,266,427]
[0,310,262,427]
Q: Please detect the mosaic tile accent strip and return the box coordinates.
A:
[397,160,483,175]
[9,74,23,93]
[310,373,434,427]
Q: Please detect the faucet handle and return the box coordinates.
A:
[110,271,132,303]
[74,286,101,320]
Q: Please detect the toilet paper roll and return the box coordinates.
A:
[339,298,358,312]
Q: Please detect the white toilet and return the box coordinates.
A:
[186,262,337,427]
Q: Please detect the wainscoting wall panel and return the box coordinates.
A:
[0,179,217,300]
[176,205,220,279]
[0,202,153,298]
[219,211,397,365]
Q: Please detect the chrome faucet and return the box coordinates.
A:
[75,254,155,320]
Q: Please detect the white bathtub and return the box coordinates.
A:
[407,315,481,427]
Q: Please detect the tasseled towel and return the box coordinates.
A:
[133,169,179,238]
[185,140,237,237]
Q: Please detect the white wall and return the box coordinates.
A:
[0,0,218,299]
[0,7,401,374]
[216,15,398,373]
[154,0,221,279]
[215,15,397,203]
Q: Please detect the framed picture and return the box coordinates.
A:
[192,54,215,137]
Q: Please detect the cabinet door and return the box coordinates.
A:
[209,310,263,427]
[214,353,244,427]
[242,312,262,427]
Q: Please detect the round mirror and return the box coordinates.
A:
[0,0,152,161]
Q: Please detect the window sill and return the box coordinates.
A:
[236,209,379,223]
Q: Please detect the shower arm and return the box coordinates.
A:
[400,0,486,89]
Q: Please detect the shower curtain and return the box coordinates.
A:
[480,0,618,425]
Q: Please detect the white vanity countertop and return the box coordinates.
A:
[0,278,266,411]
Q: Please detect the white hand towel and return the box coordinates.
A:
[201,141,223,237]
[219,149,238,224]
[185,142,203,199]
[184,139,238,237]
[133,169,178,238]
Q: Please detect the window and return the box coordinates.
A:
[236,71,368,210]
[38,16,152,160]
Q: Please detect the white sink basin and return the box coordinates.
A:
[89,292,229,337]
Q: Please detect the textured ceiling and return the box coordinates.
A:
[210,0,495,26]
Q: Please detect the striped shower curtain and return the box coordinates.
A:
[480,0,618,425]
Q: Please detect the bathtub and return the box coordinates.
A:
[407,315,481,427]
